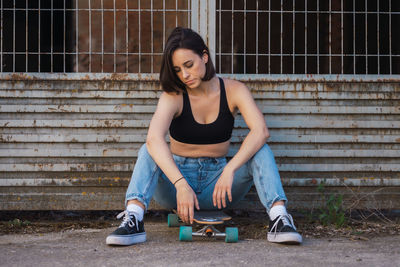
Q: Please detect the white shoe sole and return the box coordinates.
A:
[267,232,302,244]
[106,232,146,246]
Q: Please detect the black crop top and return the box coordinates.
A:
[169,77,234,145]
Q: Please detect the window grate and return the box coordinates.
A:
[216,0,400,75]
[0,0,191,73]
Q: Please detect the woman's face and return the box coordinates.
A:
[172,48,208,89]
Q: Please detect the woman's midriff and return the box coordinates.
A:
[169,136,230,158]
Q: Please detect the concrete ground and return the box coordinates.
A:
[1,221,399,267]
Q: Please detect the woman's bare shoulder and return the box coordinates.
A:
[221,78,251,99]
[157,91,183,117]
[222,78,248,92]
[160,91,182,101]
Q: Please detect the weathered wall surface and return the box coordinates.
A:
[0,74,399,211]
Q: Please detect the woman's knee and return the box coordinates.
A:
[137,143,157,164]
[138,143,150,157]
[253,144,275,161]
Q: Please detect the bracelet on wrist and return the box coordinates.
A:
[173,176,185,186]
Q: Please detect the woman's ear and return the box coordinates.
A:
[202,50,209,64]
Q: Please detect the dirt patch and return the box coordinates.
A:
[224,211,400,241]
[1,210,399,241]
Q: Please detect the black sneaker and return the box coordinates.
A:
[267,213,302,244]
[106,210,146,245]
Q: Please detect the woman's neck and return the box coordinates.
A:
[186,76,219,96]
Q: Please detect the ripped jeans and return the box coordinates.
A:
[125,144,287,213]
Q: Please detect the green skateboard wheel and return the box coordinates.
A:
[167,213,180,227]
[179,226,193,241]
[225,227,239,243]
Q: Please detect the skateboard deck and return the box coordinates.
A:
[193,210,232,224]
[171,209,231,224]
[168,210,238,243]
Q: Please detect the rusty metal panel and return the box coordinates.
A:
[0,73,399,210]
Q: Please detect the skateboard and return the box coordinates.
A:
[167,210,239,243]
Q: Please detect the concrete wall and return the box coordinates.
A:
[1,73,399,211]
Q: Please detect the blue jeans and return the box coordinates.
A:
[125,144,287,213]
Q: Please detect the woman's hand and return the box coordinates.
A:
[176,181,200,224]
[213,167,235,209]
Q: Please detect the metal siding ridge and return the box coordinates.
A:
[0,73,400,82]
[0,134,146,143]
[1,163,399,172]
[2,178,400,187]
[0,90,161,98]
[2,119,399,128]
[1,90,398,100]
[0,81,160,91]
[277,164,400,172]
[1,148,399,158]
[0,120,150,128]
[0,105,156,113]
[0,163,134,172]
[1,105,399,114]
[2,134,399,143]
[252,91,400,100]
[234,119,400,128]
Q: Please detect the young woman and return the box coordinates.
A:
[106,27,302,245]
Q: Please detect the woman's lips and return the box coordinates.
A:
[185,79,195,85]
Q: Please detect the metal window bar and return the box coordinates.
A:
[377,0,380,75]
[51,0,53,72]
[25,0,27,72]
[38,0,40,71]
[163,0,166,57]
[12,0,15,72]
[268,0,271,73]
[365,0,368,74]
[1,0,2,72]
[101,0,104,72]
[218,0,221,73]
[353,0,355,74]
[138,0,141,73]
[280,0,283,74]
[329,0,331,74]
[389,0,392,74]
[113,0,116,73]
[293,0,295,74]
[151,0,153,73]
[305,0,307,73]
[341,0,343,74]
[126,0,128,73]
[256,0,259,74]
[175,0,177,26]
[75,0,78,72]
[231,0,234,74]
[88,0,91,72]
[64,0,66,73]
[316,0,319,74]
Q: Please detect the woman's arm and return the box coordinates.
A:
[146,92,199,224]
[225,80,270,172]
[213,79,270,209]
[146,92,183,182]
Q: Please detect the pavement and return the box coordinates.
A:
[1,221,399,267]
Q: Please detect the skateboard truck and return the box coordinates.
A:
[193,225,225,238]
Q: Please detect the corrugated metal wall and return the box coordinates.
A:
[1,73,399,211]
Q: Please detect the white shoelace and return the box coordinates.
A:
[270,214,296,236]
[117,210,136,228]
